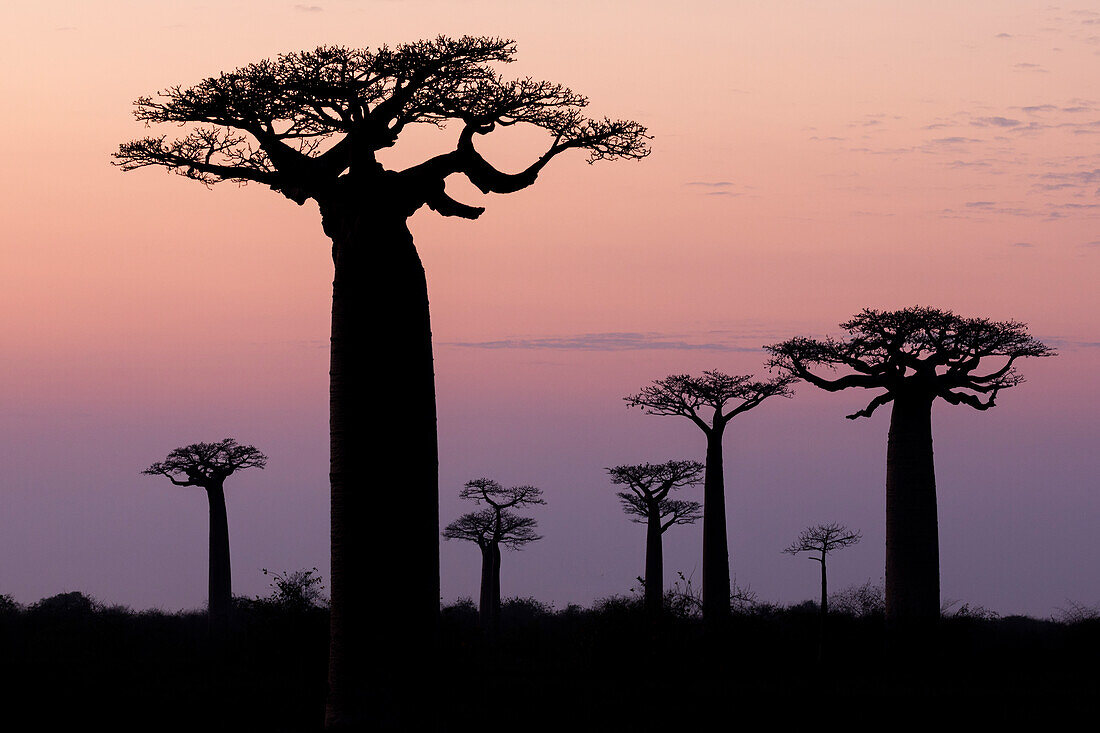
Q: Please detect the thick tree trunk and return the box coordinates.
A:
[206,483,232,630]
[323,206,440,729]
[884,392,939,625]
[478,545,493,629]
[644,511,664,616]
[701,428,730,621]
[490,542,502,631]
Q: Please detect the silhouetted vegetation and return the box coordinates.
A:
[605,460,703,615]
[442,479,544,633]
[2,585,1095,731]
[784,522,862,659]
[115,37,648,727]
[767,307,1053,627]
[626,370,794,622]
[783,522,862,617]
[142,439,267,630]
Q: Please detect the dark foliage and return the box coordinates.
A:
[0,592,1096,730]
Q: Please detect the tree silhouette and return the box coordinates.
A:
[142,439,267,628]
[442,479,544,632]
[625,370,794,622]
[114,36,648,727]
[606,461,703,616]
[766,307,1053,625]
[783,523,861,618]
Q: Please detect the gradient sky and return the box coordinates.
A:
[1,1,1097,617]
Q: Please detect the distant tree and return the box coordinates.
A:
[626,370,795,622]
[783,523,862,618]
[115,37,647,727]
[605,461,703,616]
[442,479,544,632]
[767,307,1053,625]
[142,439,267,628]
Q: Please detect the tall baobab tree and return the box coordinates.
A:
[783,523,862,618]
[766,307,1053,625]
[442,479,544,631]
[114,36,648,727]
[626,370,795,622]
[142,439,267,628]
[606,461,703,616]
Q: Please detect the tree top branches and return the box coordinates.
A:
[625,370,795,433]
[783,522,862,560]
[142,438,267,487]
[114,36,650,214]
[764,306,1055,419]
[442,508,541,550]
[459,477,545,510]
[606,460,704,531]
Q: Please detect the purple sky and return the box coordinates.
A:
[1,1,1098,617]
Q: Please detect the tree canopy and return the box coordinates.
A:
[114,36,650,215]
[459,477,545,511]
[442,508,541,550]
[606,460,704,531]
[625,370,796,432]
[142,438,267,487]
[783,523,862,560]
[765,306,1054,419]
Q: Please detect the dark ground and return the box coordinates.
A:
[0,593,1096,731]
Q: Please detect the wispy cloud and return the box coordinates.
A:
[445,332,762,352]
[294,4,323,12]
[972,116,1023,127]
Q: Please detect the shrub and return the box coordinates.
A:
[261,568,327,611]
[829,579,885,618]
[32,591,101,615]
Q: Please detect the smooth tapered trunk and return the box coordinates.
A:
[205,483,231,630]
[323,201,440,729]
[478,543,501,632]
[884,392,939,625]
[818,557,827,662]
[819,558,828,617]
[478,545,494,628]
[644,512,664,616]
[701,428,730,621]
[490,543,501,631]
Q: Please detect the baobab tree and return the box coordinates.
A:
[626,370,795,621]
[783,523,862,618]
[142,439,267,628]
[442,478,544,631]
[606,461,703,616]
[114,36,648,727]
[766,307,1053,625]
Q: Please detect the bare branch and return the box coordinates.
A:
[783,522,862,558]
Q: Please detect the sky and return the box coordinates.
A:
[0,1,1098,617]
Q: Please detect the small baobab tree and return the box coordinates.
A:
[766,307,1053,626]
[626,370,795,622]
[783,523,862,618]
[115,38,647,726]
[142,439,267,628]
[442,479,544,632]
[606,460,703,616]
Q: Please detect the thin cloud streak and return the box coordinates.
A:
[445,332,763,352]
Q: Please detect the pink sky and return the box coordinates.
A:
[0,1,1098,616]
